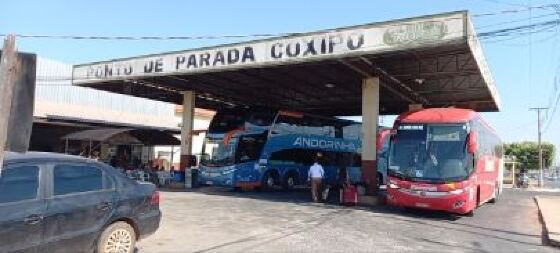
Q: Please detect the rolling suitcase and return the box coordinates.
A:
[340,184,358,206]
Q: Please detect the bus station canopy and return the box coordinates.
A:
[72,11,500,116]
[62,128,180,146]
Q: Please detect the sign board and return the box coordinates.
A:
[73,12,467,84]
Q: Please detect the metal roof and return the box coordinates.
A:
[61,128,181,146]
[72,11,500,116]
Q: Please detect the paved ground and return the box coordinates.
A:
[535,195,560,246]
[137,188,560,253]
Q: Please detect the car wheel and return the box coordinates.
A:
[282,173,297,190]
[97,221,136,253]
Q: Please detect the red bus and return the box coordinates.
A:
[386,108,503,215]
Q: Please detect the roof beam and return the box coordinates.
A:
[338,59,426,105]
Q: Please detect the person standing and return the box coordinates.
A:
[308,155,325,202]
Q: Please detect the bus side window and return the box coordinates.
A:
[269,149,297,165]
[237,135,266,162]
[299,149,317,166]
[321,152,336,167]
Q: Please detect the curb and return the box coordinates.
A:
[534,196,560,247]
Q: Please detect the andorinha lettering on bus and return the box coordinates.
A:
[85,32,365,79]
[292,137,358,151]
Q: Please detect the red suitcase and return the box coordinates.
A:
[340,184,358,206]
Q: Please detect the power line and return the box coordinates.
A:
[478,0,529,8]
[20,17,559,57]
[544,94,560,132]
[544,70,560,133]
[477,12,558,29]
[1,4,558,41]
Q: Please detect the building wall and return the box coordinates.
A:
[35,58,214,167]
[35,58,180,129]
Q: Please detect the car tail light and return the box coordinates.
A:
[150,191,160,205]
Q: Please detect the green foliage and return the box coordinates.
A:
[504,142,556,170]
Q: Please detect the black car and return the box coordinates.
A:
[0,152,161,253]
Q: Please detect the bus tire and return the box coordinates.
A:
[262,171,277,190]
[489,182,499,204]
[282,172,297,190]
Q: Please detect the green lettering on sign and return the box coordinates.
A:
[383,21,448,46]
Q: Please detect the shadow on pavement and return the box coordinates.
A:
[184,186,348,210]
[159,186,548,248]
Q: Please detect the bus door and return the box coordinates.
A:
[235,134,267,181]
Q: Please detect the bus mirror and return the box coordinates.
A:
[467,132,477,154]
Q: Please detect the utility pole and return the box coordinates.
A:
[0,35,19,174]
[530,107,549,187]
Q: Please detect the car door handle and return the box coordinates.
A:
[24,215,43,225]
[97,202,112,211]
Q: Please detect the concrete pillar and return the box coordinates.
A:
[362,77,380,195]
[180,91,195,171]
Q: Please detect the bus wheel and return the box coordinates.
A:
[282,173,297,190]
[489,182,499,204]
[262,172,276,190]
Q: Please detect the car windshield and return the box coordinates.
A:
[200,138,237,167]
[388,124,470,182]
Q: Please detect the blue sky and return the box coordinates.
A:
[1,0,559,164]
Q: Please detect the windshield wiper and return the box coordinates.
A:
[388,170,409,180]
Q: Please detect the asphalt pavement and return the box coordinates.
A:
[137,188,560,253]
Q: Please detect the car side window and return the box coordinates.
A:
[53,164,105,196]
[0,165,40,204]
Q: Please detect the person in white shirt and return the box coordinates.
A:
[308,155,325,202]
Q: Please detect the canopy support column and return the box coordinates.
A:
[180,91,195,171]
[65,139,69,154]
[362,77,379,195]
[170,145,175,171]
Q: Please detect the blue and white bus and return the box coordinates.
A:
[197,109,390,190]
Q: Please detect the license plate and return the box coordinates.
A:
[206,181,213,185]
[415,203,430,208]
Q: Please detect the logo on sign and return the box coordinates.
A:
[383,21,448,45]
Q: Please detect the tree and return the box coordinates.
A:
[504,142,556,170]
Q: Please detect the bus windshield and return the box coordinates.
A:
[208,110,247,133]
[200,138,237,167]
[388,124,470,182]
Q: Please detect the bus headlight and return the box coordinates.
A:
[389,183,400,189]
[449,189,464,195]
